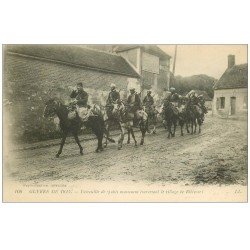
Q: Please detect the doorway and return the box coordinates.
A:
[230,97,236,115]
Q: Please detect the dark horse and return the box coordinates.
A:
[162,101,179,139]
[88,104,116,148]
[143,105,158,134]
[43,99,105,157]
[185,99,203,134]
[112,101,148,149]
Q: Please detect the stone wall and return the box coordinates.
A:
[4,53,132,142]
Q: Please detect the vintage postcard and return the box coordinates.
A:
[2,44,248,202]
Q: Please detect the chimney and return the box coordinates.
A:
[228,55,235,69]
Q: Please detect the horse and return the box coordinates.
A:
[43,99,105,157]
[89,103,116,147]
[177,104,187,136]
[112,101,148,150]
[185,99,203,134]
[162,101,179,139]
[143,105,158,134]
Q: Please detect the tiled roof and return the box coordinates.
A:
[114,45,171,60]
[5,45,140,78]
[214,63,248,90]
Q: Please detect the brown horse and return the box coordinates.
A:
[43,99,106,157]
[112,101,148,150]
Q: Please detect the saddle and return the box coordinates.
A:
[67,104,95,122]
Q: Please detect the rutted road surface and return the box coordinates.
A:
[5,115,247,186]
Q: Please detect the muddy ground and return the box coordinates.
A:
[4,115,248,186]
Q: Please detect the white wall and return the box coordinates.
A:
[212,88,247,118]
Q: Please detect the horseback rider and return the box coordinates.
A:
[197,94,208,122]
[69,82,92,121]
[143,90,154,113]
[163,87,179,115]
[70,82,88,107]
[166,87,180,103]
[197,94,208,114]
[106,83,120,118]
[186,90,205,122]
[127,87,142,125]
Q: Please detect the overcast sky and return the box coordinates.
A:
[158,45,247,79]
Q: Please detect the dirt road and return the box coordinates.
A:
[5,115,247,186]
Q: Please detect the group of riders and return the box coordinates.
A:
[68,82,208,131]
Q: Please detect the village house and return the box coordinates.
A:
[113,45,171,99]
[212,55,248,119]
[3,45,140,141]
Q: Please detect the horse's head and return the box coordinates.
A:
[43,99,61,118]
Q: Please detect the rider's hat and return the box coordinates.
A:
[170,87,176,92]
[130,87,135,91]
[110,83,116,88]
[77,82,83,87]
[147,90,152,94]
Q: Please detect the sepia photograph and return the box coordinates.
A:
[2,44,248,202]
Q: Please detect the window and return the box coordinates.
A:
[220,97,225,109]
[243,95,248,109]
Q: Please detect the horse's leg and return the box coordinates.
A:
[96,132,104,153]
[118,125,125,150]
[186,121,190,133]
[167,121,171,139]
[103,121,109,148]
[198,118,202,133]
[147,116,151,133]
[172,120,176,137]
[180,120,184,136]
[194,118,197,134]
[127,126,131,144]
[191,119,194,134]
[130,126,137,147]
[56,132,67,158]
[140,123,146,145]
[73,132,83,155]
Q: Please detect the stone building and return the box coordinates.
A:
[212,55,248,118]
[3,45,139,142]
[113,45,171,99]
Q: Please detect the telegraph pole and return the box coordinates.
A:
[172,45,178,76]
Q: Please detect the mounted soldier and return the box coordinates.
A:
[163,87,179,116]
[143,90,154,111]
[106,83,120,119]
[197,94,208,114]
[69,82,92,121]
[143,90,157,134]
[127,87,142,125]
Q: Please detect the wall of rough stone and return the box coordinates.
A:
[4,53,132,142]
